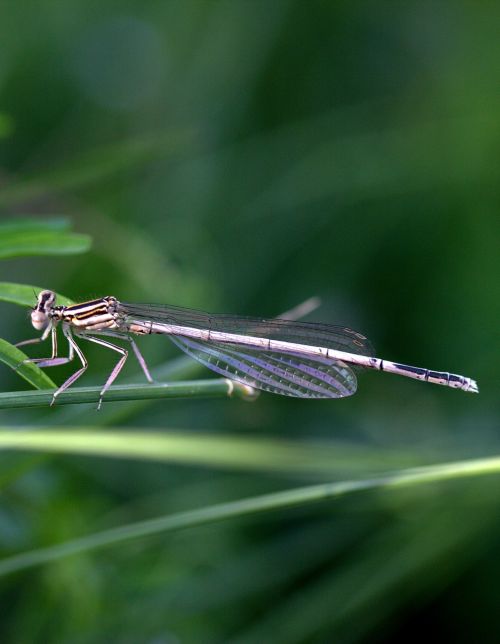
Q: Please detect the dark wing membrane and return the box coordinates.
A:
[118,302,374,356]
[169,335,358,398]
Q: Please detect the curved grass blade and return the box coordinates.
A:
[0,454,499,577]
[0,339,56,389]
[0,229,91,259]
[0,429,413,474]
[0,428,427,482]
[0,217,71,234]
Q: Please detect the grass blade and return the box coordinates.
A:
[0,230,91,259]
[0,454,499,577]
[0,217,71,234]
[0,339,56,389]
[0,428,417,474]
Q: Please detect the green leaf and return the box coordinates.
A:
[0,453,499,577]
[0,338,56,390]
[0,428,419,473]
[0,229,91,259]
[0,282,73,307]
[0,217,71,234]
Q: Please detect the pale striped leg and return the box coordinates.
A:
[16,324,73,368]
[86,330,154,383]
[15,322,52,348]
[75,332,129,410]
[51,326,88,406]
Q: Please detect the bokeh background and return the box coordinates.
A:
[0,2,499,642]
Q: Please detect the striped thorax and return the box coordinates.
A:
[31,291,119,332]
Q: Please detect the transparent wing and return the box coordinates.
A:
[119,302,374,357]
[169,335,358,399]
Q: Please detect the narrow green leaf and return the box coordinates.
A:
[0,339,56,389]
[0,428,419,473]
[0,282,73,307]
[0,454,499,577]
[0,217,71,234]
[0,230,91,259]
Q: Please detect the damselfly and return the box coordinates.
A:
[16,290,478,408]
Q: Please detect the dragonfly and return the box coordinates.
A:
[16,290,479,408]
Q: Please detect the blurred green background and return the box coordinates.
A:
[0,1,499,642]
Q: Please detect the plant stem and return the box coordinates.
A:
[0,454,499,577]
[0,379,258,409]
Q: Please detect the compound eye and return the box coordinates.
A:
[36,290,56,312]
